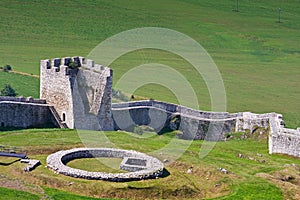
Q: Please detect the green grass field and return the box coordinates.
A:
[1,1,300,199]
[1,0,300,127]
[1,129,300,199]
[0,72,39,98]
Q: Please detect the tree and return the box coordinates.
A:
[0,84,17,97]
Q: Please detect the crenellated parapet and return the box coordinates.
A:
[40,56,113,130]
[40,56,109,76]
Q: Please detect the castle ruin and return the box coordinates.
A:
[0,56,299,158]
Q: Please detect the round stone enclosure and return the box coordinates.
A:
[46,148,164,182]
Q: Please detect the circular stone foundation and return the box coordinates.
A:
[46,148,164,182]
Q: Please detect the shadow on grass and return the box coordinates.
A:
[0,158,20,166]
[0,123,58,132]
[0,127,24,132]
[161,168,171,178]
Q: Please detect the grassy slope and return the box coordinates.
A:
[0,186,112,200]
[0,72,39,98]
[0,187,39,200]
[0,0,300,127]
[1,129,300,199]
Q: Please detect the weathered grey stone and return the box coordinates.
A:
[0,97,59,128]
[2,56,300,159]
[85,59,94,68]
[47,148,164,182]
[21,159,41,172]
[40,57,113,130]
[112,100,237,140]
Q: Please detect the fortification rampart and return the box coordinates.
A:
[112,100,237,119]
[269,116,300,157]
[112,100,299,147]
[0,101,58,128]
[0,96,46,104]
[112,100,238,140]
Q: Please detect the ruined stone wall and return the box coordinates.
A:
[40,57,113,130]
[269,116,300,157]
[0,101,57,128]
[112,106,171,132]
[112,100,300,148]
[235,112,283,133]
[112,100,237,119]
[112,100,237,140]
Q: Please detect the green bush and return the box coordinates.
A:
[0,84,17,96]
[68,60,80,69]
[2,64,12,72]
[4,64,12,71]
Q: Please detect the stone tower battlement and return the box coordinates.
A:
[40,56,113,130]
[40,56,107,73]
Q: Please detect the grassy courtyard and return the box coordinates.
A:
[1,129,300,199]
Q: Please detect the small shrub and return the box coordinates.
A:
[68,60,80,69]
[0,84,17,96]
[4,64,12,71]
[133,125,144,135]
[2,65,12,72]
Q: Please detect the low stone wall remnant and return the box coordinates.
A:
[46,148,164,182]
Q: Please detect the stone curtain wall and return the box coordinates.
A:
[40,57,113,130]
[112,99,300,153]
[112,100,238,140]
[0,98,58,128]
[112,100,237,119]
[269,115,300,157]
[0,96,46,104]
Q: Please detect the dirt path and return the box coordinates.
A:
[10,70,39,78]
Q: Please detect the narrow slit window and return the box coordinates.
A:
[62,113,66,122]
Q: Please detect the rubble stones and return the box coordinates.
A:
[21,159,41,172]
